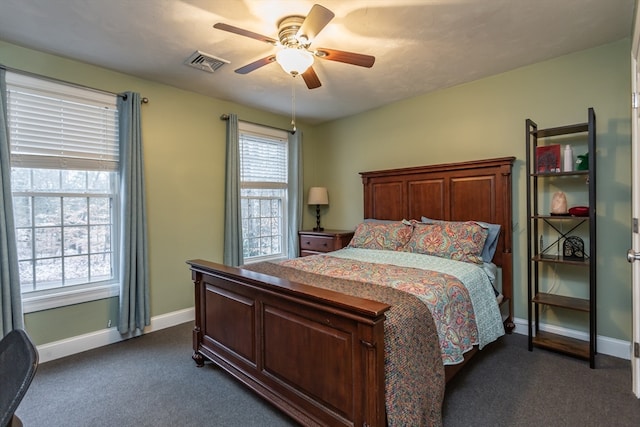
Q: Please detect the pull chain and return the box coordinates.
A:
[290,76,297,132]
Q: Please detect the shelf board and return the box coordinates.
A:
[532,330,590,360]
[532,255,589,266]
[531,170,589,178]
[531,215,589,221]
[532,123,588,137]
[532,292,590,312]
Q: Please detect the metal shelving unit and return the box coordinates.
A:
[526,108,597,368]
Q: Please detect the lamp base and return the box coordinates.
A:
[314,205,324,233]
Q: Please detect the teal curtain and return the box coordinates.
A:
[223,114,243,266]
[117,92,150,334]
[287,130,303,258]
[0,69,23,336]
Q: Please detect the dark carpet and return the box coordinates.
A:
[16,322,640,426]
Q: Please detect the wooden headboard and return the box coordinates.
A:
[360,157,516,330]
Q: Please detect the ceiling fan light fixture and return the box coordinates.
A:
[213,4,373,89]
[276,47,314,76]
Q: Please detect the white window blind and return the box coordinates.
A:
[240,125,288,187]
[6,72,119,171]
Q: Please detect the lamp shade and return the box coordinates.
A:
[276,47,314,75]
[308,187,328,205]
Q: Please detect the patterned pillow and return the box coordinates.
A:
[348,221,413,251]
[404,221,488,264]
[422,217,501,262]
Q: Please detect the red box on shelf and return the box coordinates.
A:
[536,144,561,173]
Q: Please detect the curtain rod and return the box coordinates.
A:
[0,64,149,103]
[220,113,293,134]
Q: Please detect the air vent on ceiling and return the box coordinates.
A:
[184,50,229,73]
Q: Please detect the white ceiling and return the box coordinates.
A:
[0,0,635,124]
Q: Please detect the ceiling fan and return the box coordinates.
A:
[213,3,375,89]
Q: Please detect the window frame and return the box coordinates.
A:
[5,72,121,313]
[238,121,289,263]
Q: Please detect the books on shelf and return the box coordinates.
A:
[536,144,561,173]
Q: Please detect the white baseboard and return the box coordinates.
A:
[36,307,195,364]
[512,316,631,361]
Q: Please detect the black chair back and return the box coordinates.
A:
[0,329,38,427]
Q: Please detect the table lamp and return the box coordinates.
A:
[307,187,329,231]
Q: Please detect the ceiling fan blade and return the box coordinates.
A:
[301,67,321,89]
[213,23,277,45]
[296,4,335,44]
[315,48,375,68]
[235,55,276,74]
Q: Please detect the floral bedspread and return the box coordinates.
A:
[282,247,505,365]
[243,259,445,427]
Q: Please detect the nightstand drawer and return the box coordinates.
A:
[300,235,333,252]
[298,230,354,256]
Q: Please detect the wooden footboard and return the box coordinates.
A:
[187,259,391,427]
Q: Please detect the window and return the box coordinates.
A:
[239,122,289,262]
[6,72,120,312]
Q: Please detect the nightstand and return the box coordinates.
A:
[298,230,354,257]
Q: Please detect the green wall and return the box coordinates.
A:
[0,40,303,344]
[1,37,633,345]
[312,39,632,341]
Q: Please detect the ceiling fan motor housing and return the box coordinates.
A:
[278,16,308,47]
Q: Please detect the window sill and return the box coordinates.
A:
[242,255,287,265]
[22,283,120,313]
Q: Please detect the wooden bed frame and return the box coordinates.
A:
[187,156,515,427]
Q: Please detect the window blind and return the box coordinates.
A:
[5,72,119,171]
[240,132,288,188]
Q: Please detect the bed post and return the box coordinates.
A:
[191,270,205,366]
[359,320,386,427]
